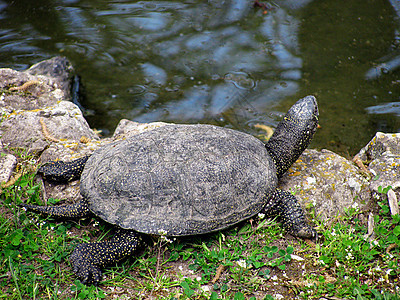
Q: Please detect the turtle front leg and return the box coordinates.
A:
[262,189,316,239]
[70,229,141,285]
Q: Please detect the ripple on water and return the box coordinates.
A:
[224,71,256,90]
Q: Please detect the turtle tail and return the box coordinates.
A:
[20,198,92,219]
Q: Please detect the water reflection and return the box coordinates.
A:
[0,0,399,154]
[1,0,307,125]
[367,102,400,116]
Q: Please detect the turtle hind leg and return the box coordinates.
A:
[70,229,141,285]
[20,198,92,219]
[262,189,316,239]
[38,155,91,182]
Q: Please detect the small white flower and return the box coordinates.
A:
[158,229,167,235]
[271,275,278,281]
[160,235,173,243]
[178,265,183,271]
[258,213,265,219]
[200,285,210,293]
[196,276,201,281]
[237,259,247,269]
[346,253,353,260]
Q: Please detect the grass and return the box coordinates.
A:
[0,150,399,299]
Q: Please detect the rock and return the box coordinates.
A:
[1,57,399,225]
[0,147,17,184]
[356,132,400,218]
[25,56,74,97]
[0,101,99,152]
[0,57,99,153]
[279,149,370,222]
[387,189,399,216]
[112,119,169,139]
[0,56,73,111]
[356,132,400,192]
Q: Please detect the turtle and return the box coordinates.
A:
[21,95,319,285]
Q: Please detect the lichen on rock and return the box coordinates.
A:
[1,57,399,224]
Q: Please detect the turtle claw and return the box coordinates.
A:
[70,244,102,285]
[69,231,140,285]
[74,263,102,285]
[293,225,317,241]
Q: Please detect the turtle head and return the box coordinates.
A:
[266,95,319,178]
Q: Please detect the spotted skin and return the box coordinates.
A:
[38,155,90,182]
[22,96,319,285]
[266,95,319,179]
[70,230,140,285]
[261,189,316,239]
[20,198,142,284]
[20,198,92,219]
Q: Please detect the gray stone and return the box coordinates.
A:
[0,151,17,183]
[25,56,74,97]
[0,100,99,152]
[356,132,400,192]
[0,57,99,154]
[388,189,399,216]
[279,149,370,222]
[1,57,399,225]
[0,57,73,111]
[112,119,169,139]
[356,132,400,218]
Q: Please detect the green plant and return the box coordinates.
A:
[2,150,399,299]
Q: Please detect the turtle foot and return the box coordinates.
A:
[69,230,141,285]
[38,155,90,182]
[70,243,102,285]
[263,189,317,240]
[290,223,317,241]
[20,198,91,219]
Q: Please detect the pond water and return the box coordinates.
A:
[1,0,399,156]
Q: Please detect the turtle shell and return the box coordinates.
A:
[80,124,277,236]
